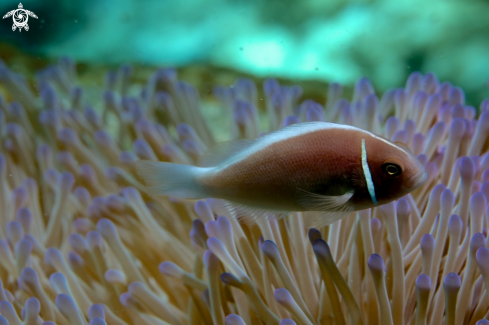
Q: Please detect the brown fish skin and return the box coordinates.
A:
[136,122,427,221]
[198,124,426,212]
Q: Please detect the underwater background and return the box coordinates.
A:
[2,1,489,325]
[1,0,489,104]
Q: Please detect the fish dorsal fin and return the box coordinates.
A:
[198,122,344,167]
[198,139,255,167]
[256,121,342,144]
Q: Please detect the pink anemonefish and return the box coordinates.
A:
[136,122,427,226]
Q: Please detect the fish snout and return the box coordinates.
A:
[406,168,427,190]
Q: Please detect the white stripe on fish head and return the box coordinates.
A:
[370,132,412,155]
[361,138,378,204]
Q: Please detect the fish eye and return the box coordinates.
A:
[381,158,404,177]
[382,163,402,177]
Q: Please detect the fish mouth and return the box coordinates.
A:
[407,169,427,190]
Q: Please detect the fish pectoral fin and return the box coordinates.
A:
[297,188,354,212]
[350,165,365,188]
[223,201,290,225]
[198,139,255,167]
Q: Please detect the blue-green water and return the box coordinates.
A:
[1,0,489,104]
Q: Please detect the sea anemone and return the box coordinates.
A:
[0,57,489,325]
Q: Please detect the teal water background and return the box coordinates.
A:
[1,0,488,104]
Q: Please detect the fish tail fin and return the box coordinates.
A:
[135,160,208,199]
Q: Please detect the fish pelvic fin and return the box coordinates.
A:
[296,188,354,212]
[135,160,208,199]
[221,189,354,228]
[296,189,355,227]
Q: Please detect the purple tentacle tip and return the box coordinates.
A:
[415,274,431,291]
[225,314,246,325]
[443,272,461,293]
[368,254,385,272]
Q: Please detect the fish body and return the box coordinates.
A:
[137,122,426,225]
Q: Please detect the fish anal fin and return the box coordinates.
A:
[198,139,255,167]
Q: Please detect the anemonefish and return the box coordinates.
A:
[136,122,426,226]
